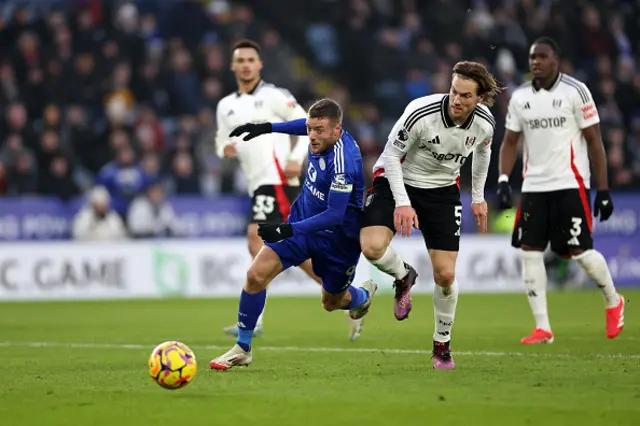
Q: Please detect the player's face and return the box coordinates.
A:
[448,75,481,121]
[529,43,558,79]
[231,48,262,83]
[306,117,341,154]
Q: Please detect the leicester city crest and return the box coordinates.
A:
[465,136,476,148]
[319,157,326,171]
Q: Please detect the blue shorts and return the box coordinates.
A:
[266,232,361,294]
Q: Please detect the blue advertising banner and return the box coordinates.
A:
[0,196,252,240]
[0,192,638,241]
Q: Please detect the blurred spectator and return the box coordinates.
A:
[96,144,150,216]
[127,181,178,238]
[72,186,128,241]
[0,0,638,211]
[169,152,201,194]
[38,155,80,201]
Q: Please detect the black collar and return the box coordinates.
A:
[532,72,561,93]
[236,79,263,97]
[441,95,475,130]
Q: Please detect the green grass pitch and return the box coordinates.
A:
[0,291,638,426]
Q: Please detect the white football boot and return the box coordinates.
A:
[209,344,252,371]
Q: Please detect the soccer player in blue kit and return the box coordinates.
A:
[210,99,377,370]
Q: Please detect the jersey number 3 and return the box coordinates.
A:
[253,195,275,221]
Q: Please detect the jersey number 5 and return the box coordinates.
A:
[253,195,276,221]
[454,206,462,236]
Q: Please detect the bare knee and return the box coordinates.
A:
[245,266,268,293]
[433,268,455,287]
[360,227,392,260]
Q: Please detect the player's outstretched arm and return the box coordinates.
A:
[229,118,308,141]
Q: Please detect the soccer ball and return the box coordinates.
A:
[148,341,197,390]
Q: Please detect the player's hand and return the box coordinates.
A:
[284,160,302,179]
[258,223,293,243]
[594,190,614,222]
[393,206,419,237]
[496,179,512,209]
[471,201,488,233]
[223,143,237,157]
[229,123,272,141]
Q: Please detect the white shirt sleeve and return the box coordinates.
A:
[573,84,600,129]
[215,99,233,158]
[379,106,423,207]
[268,88,310,164]
[471,132,493,203]
[505,95,523,132]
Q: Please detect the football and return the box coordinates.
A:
[148,341,198,390]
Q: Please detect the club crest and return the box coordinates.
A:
[465,136,476,148]
[319,157,326,171]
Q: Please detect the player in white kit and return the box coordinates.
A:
[497,37,625,344]
[361,61,501,369]
[216,40,363,340]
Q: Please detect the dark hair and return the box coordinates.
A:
[532,37,560,56]
[452,61,504,108]
[307,98,343,123]
[232,39,261,56]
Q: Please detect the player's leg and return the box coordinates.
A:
[224,185,303,335]
[316,260,377,320]
[518,192,554,344]
[428,249,458,370]
[552,189,624,338]
[417,193,460,370]
[361,178,418,320]
[223,222,268,336]
[210,236,309,370]
[281,185,323,286]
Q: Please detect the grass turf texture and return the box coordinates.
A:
[0,291,638,426]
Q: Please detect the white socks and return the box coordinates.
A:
[370,246,408,280]
[573,250,620,308]
[433,280,459,342]
[522,251,551,331]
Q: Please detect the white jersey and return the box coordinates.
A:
[505,73,600,192]
[375,94,495,206]
[216,80,309,195]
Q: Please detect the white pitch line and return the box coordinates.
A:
[0,341,638,360]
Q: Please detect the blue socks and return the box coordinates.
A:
[236,289,266,352]
[346,286,369,310]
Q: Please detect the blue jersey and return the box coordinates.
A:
[289,130,364,240]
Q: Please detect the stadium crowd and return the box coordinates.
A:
[0,0,639,211]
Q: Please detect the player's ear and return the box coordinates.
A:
[477,95,485,105]
[334,122,342,137]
